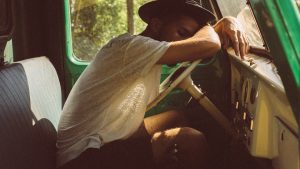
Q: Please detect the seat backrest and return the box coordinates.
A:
[19,57,62,128]
[0,57,61,169]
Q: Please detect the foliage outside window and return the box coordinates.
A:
[70,0,149,61]
[4,40,13,63]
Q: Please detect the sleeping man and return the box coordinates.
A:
[57,0,249,169]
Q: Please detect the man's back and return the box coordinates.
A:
[56,33,169,167]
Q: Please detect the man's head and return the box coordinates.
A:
[139,0,216,41]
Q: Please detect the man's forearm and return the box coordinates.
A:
[157,26,221,65]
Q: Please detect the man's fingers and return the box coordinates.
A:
[219,32,224,45]
[238,31,246,59]
[243,34,250,54]
[222,31,230,49]
[230,31,240,57]
[224,37,230,49]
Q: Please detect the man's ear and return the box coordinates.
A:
[149,18,163,35]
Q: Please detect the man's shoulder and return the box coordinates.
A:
[101,33,136,50]
[101,33,162,51]
[112,33,157,45]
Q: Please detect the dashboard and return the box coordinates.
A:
[228,49,299,169]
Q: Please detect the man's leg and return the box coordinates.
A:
[60,110,208,169]
[59,137,155,169]
[130,110,189,139]
[131,110,209,169]
[151,127,208,169]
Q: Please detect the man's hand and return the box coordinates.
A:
[213,16,249,59]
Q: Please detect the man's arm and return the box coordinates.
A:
[157,17,249,65]
[157,26,221,65]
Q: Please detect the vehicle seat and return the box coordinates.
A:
[0,57,61,169]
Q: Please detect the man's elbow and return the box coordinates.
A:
[206,28,222,52]
[208,37,221,54]
[213,38,222,51]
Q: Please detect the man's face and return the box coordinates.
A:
[157,15,200,42]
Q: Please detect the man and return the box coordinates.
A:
[57,0,249,169]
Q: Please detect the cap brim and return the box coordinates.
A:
[138,1,216,24]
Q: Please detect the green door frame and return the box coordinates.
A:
[63,0,89,95]
[249,0,300,139]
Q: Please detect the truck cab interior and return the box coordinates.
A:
[0,0,299,169]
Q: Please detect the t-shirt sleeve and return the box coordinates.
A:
[121,35,170,78]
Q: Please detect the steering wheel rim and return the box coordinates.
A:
[146,59,202,111]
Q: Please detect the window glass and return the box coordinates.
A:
[216,0,247,17]
[70,0,149,61]
[236,6,264,48]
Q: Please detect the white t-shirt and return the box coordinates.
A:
[56,33,170,167]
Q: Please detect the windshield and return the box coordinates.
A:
[237,6,265,48]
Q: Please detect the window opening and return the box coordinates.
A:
[70,0,149,61]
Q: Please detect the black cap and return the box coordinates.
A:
[138,0,216,24]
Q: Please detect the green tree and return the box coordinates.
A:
[134,0,149,34]
[70,0,149,61]
[127,0,134,34]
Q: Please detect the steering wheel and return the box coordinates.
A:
[146,59,202,111]
[146,58,235,136]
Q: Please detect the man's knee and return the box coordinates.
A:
[177,127,207,151]
[151,127,208,169]
[173,127,208,163]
